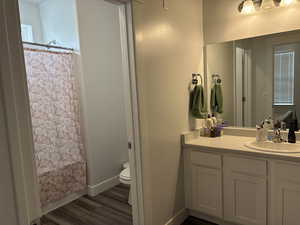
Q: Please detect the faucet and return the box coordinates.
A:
[271,120,284,143]
[257,114,298,143]
[272,127,285,143]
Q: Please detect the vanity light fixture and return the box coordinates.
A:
[239,0,256,14]
[242,0,256,14]
[261,0,276,9]
[239,0,294,14]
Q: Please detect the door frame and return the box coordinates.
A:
[234,45,252,127]
[118,2,145,225]
[234,46,244,127]
[243,49,252,127]
[0,0,42,224]
[0,0,145,225]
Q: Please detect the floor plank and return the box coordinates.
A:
[181,216,218,225]
[41,184,217,225]
[41,184,132,225]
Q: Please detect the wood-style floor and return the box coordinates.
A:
[182,217,217,225]
[41,184,217,225]
[41,184,133,225]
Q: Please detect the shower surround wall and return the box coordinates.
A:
[18,0,79,49]
[24,48,86,208]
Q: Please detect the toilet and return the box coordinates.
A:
[119,162,132,205]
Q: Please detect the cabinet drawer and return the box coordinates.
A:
[224,156,267,176]
[191,151,221,169]
[274,162,300,182]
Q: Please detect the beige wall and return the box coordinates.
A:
[206,42,234,125]
[132,0,204,224]
[76,0,129,187]
[0,91,19,225]
[204,0,300,44]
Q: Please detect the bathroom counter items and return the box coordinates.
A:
[182,129,300,162]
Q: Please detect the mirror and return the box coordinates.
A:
[205,30,300,128]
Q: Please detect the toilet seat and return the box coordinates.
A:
[120,167,131,182]
[119,163,132,205]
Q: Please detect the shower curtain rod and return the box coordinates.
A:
[23,41,75,51]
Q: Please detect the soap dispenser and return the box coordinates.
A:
[288,112,298,144]
[288,126,296,143]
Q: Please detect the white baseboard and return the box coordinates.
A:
[42,190,87,215]
[165,208,188,225]
[88,175,120,197]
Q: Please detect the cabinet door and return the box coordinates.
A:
[224,157,267,225]
[273,182,300,225]
[271,162,300,225]
[191,165,222,218]
[224,172,267,225]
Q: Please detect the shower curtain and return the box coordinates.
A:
[24,48,86,208]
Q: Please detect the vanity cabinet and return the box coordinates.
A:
[270,161,300,225]
[223,157,267,225]
[185,150,267,225]
[186,151,223,218]
[185,148,300,225]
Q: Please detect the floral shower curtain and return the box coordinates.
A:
[24,48,86,208]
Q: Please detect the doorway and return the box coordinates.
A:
[234,45,252,127]
[0,0,144,225]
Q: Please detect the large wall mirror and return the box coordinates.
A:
[205,30,300,128]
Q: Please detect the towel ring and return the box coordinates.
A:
[212,74,222,84]
[192,73,203,85]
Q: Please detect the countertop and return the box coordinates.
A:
[183,134,300,162]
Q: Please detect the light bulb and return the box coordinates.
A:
[281,0,295,6]
[261,0,275,9]
[241,0,256,14]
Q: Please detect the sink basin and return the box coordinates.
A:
[245,141,300,153]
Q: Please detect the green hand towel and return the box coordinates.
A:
[190,85,207,119]
[211,84,223,114]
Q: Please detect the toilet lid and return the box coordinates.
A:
[120,167,131,181]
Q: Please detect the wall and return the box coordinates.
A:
[76,0,129,190]
[206,42,234,125]
[18,0,43,43]
[132,0,204,224]
[39,0,79,49]
[203,0,300,44]
[0,92,19,225]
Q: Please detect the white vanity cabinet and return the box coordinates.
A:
[185,149,267,225]
[185,151,223,218]
[223,156,267,225]
[270,161,300,225]
[185,148,300,225]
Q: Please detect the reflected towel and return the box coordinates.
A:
[211,84,223,114]
[190,85,207,119]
